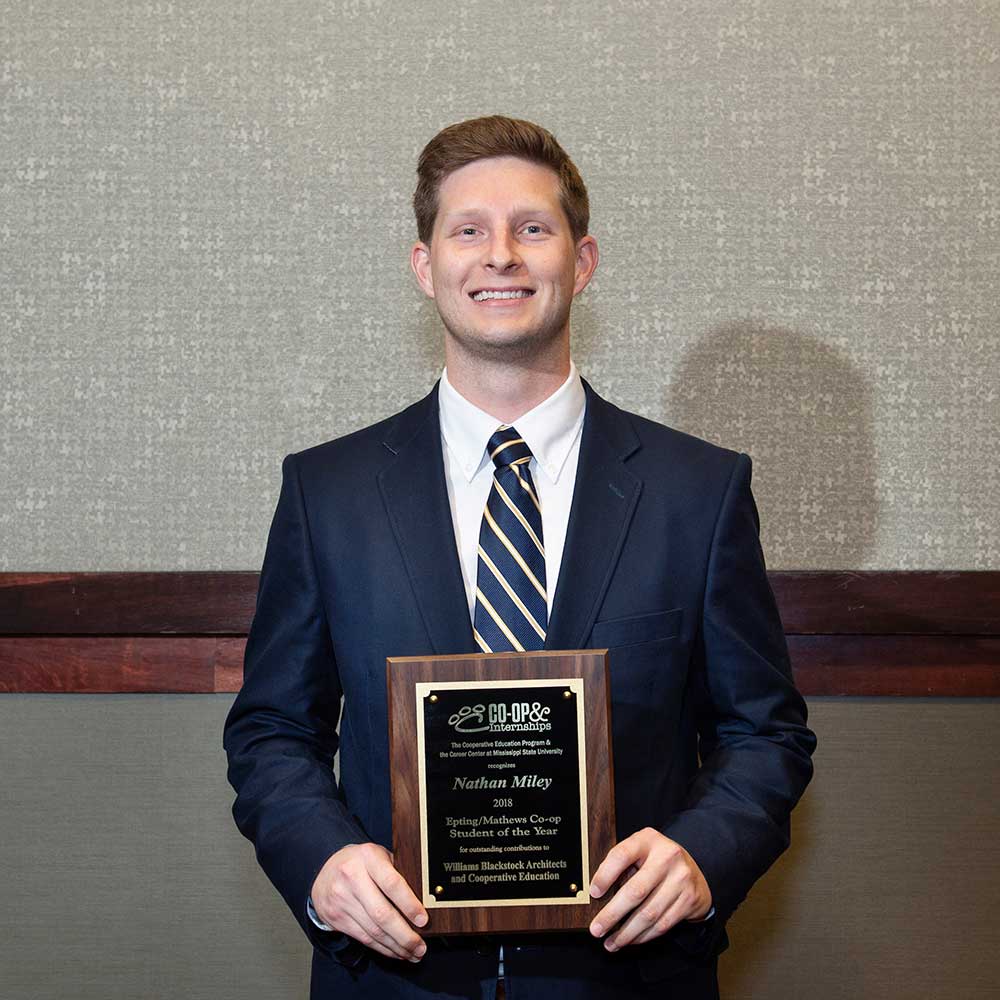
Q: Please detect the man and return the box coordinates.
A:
[224,115,816,999]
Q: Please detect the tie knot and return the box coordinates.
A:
[486,425,533,471]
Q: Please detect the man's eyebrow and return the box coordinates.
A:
[440,205,560,221]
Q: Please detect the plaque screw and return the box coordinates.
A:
[569,883,578,893]
[435,885,443,895]
[429,694,438,702]
[563,690,572,699]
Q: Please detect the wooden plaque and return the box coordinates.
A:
[387,649,615,935]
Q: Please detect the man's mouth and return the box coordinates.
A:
[469,289,535,302]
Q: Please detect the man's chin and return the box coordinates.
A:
[443,323,569,364]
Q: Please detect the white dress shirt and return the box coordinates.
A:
[438,361,586,619]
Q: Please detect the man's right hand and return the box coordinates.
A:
[310,843,429,962]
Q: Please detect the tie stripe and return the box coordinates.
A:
[492,477,545,555]
[475,587,525,652]
[482,506,546,601]
[511,464,541,511]
[490,437,527,461]
[474,425,547,653]
[477,545,547,641]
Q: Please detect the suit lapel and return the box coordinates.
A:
[545,381,642,650]
[376,379,640,656]
[377,384,476,655]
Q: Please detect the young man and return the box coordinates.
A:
[224,116,816,1000]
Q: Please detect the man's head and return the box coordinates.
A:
[410,117,598,372]
[413,115,590,246]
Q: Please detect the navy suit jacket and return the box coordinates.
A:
[224,380,816,998]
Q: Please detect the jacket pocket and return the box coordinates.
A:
[589,607,682,649]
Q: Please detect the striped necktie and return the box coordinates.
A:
[473,425,547,653]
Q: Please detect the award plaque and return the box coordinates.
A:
[387,649,615,935]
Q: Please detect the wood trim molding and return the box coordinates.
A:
[769,571,1000,635]
[1,572,998,695]
[0,572,257,635]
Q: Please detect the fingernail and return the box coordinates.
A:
[590,885,603,898]
[414,913,428,927]
[605,939,618,952]
[590,922,603,937]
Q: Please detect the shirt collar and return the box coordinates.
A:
[439,362,586,485]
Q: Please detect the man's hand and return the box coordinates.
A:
[311,843,428,962]
[588,828,712,951]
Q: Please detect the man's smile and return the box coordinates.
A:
[469,288,535,304]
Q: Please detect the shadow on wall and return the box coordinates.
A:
[666,322,869,985]
[666,322,878,569]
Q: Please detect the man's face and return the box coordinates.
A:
[411,156,598,364]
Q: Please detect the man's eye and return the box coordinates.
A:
[459,227,478,236]
[523,224,543,235]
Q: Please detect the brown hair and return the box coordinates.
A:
[413,115,590,244]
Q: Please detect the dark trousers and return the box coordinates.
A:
[311,934,720,1000]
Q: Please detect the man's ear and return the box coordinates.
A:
[573,235,599,296]
[411,242,435,298]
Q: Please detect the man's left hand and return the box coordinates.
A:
[588,828,712,951]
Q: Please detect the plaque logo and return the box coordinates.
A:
[448,700,553,734]
[447,704,490,732]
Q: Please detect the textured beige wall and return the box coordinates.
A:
[2,1,997,570]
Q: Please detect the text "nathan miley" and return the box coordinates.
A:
[452,774,553,791]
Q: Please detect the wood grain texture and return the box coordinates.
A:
[0,636,245,693]
[386,650,615,935]
[770,571,1000,635]
[787,635,1000,696]
[0,572,997,694]
[0,572,258,634]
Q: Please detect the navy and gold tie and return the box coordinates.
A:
[473,425,547,653]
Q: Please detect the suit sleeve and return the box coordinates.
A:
[223,452,368,961]
[662,452,816,940]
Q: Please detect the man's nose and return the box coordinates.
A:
[484,231,521,270]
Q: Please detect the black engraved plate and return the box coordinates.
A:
[417,679,587,906]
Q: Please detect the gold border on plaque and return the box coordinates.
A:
[414,678,589,910]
